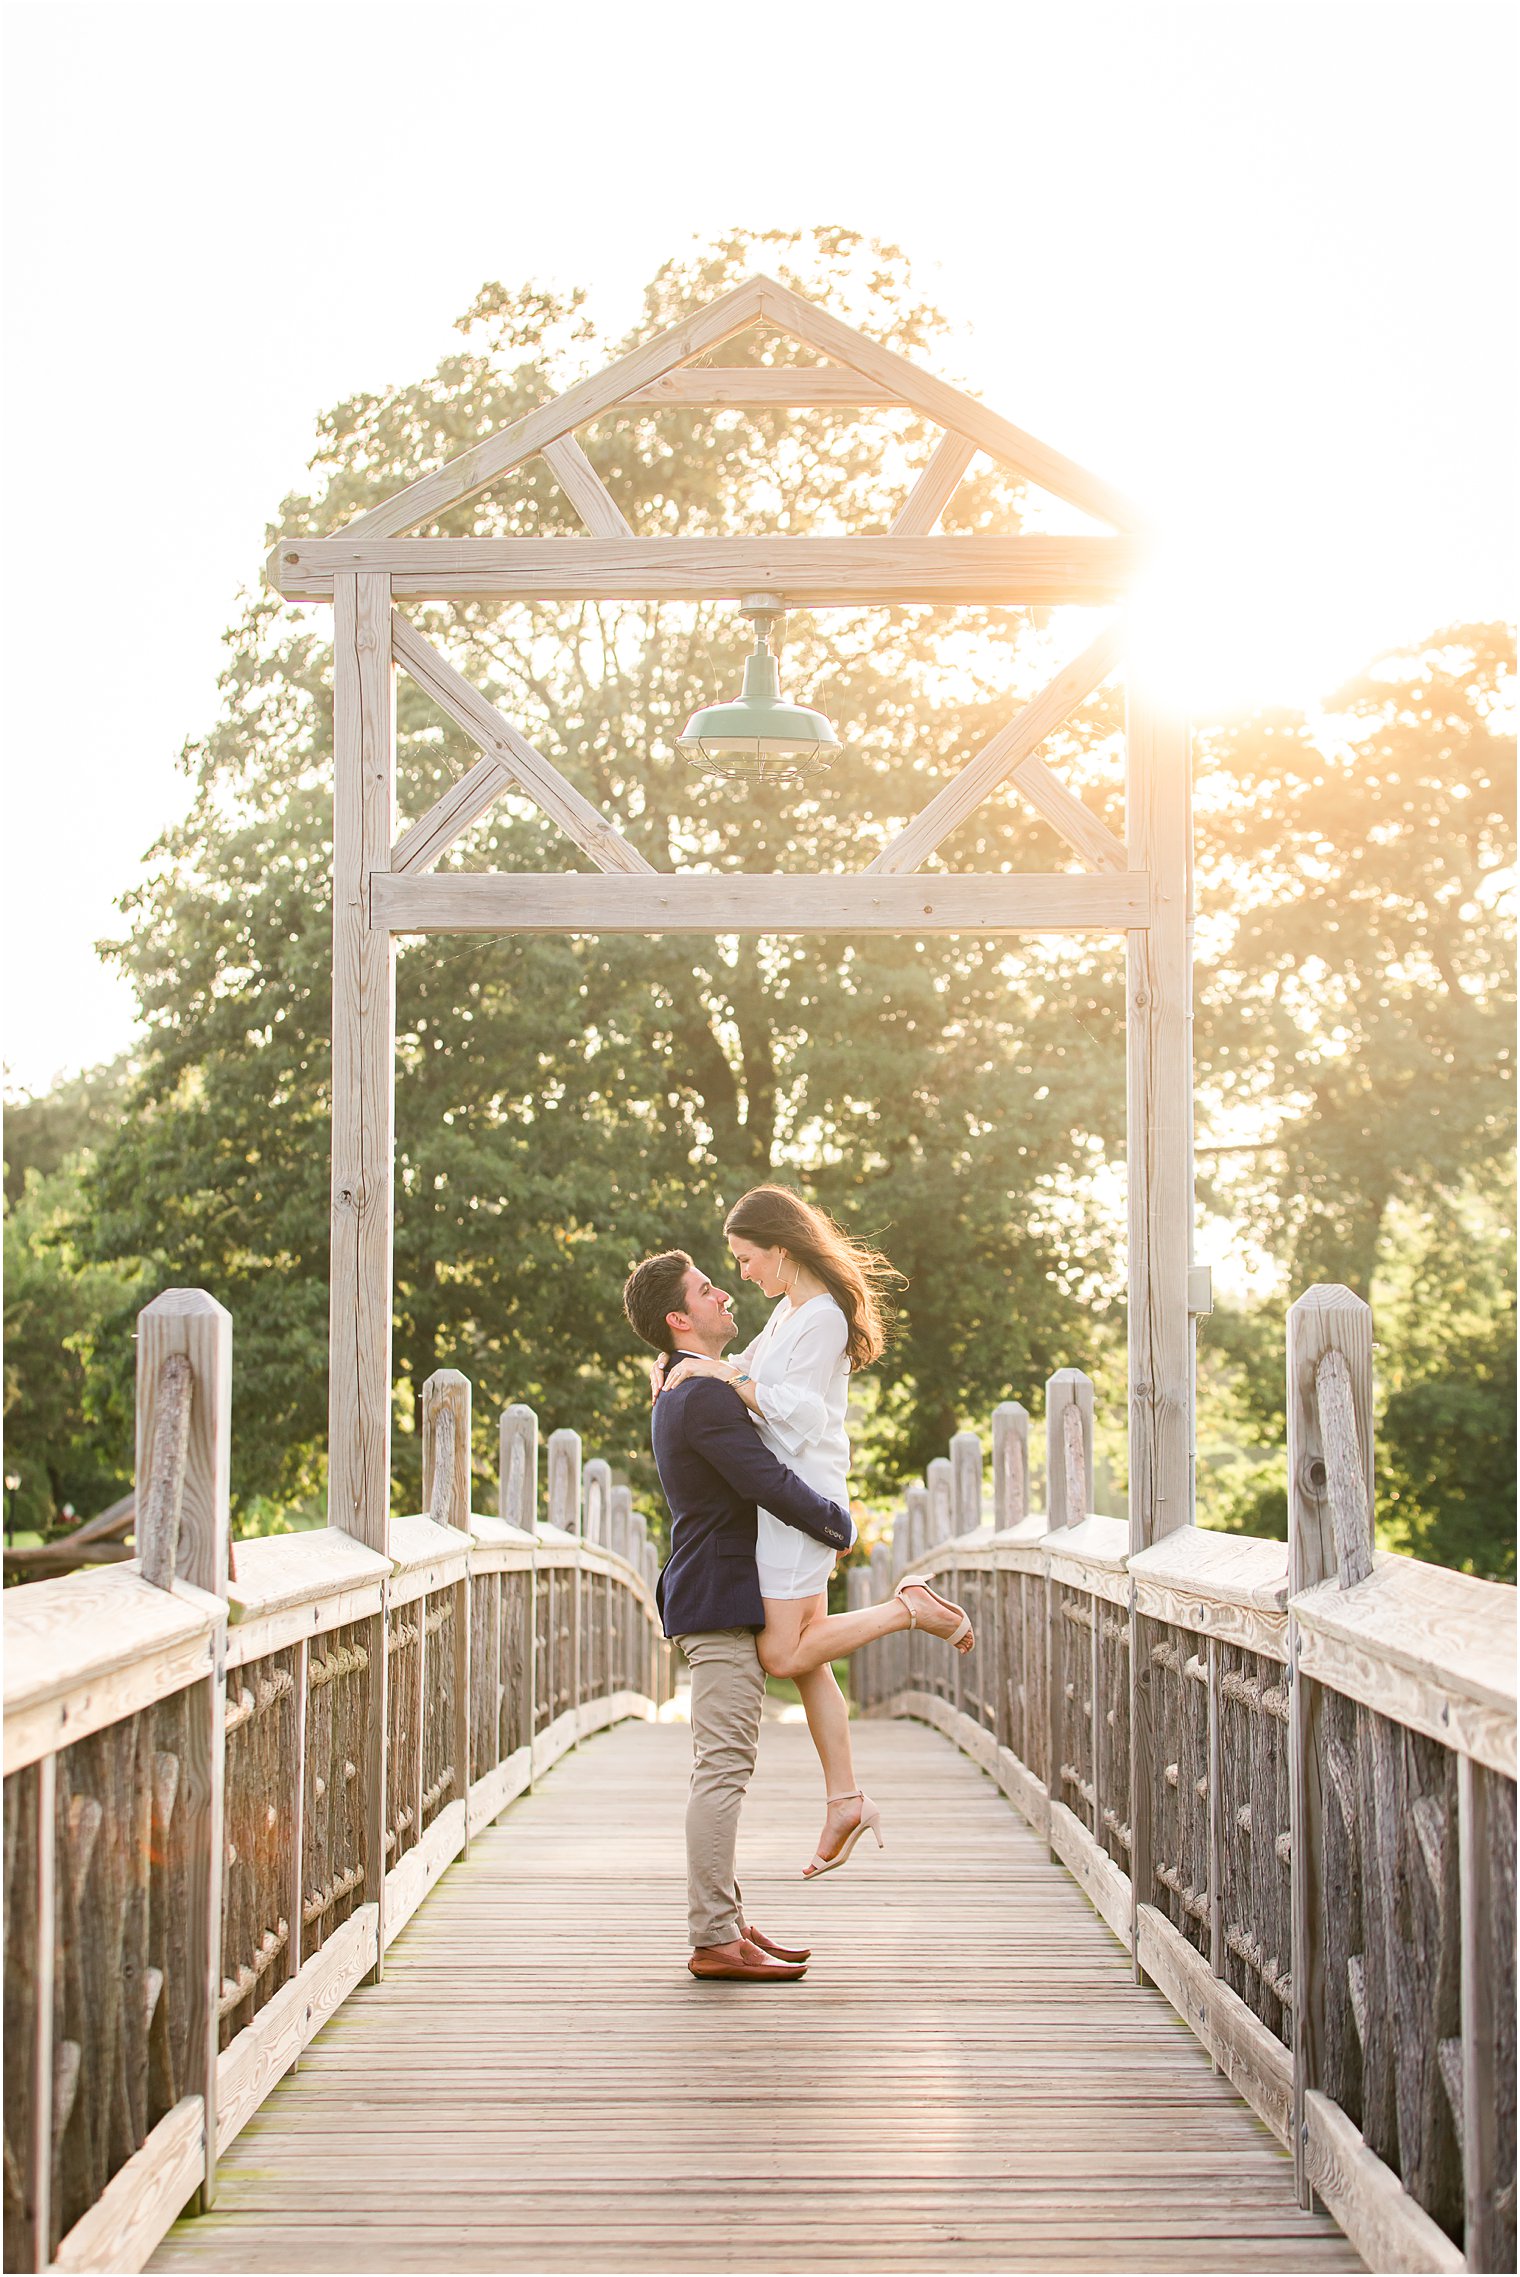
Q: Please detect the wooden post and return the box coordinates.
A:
[609,1482,632,1563]
[136,1289,231,2212]
[30,1751,56,2273]
[1286,1283,1374,2208]
[136,1290,233,1597]
[421,1370,471,1533]
[423,1371,473,1855]
[992,1402,1029,1530]
[1457,1754,1500,2272]
[927,1457,953,1545]
[328,571,397,1553]
[289,1638,309,2000]
[583,1459,612,1548]
[548,1429,582,1727]
[950,1431,983,1536]
[1207,1636,1224,1987]
[1125,687,1194,1553]
[329,575,395,1996]
[499,1405,539,1531]
[906,1483,930,1566]
[500,1405,538,1774]
[1045,1368,1093,1530]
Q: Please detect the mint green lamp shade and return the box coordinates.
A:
[677,627,841,784]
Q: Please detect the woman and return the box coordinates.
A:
[658,1185,973,1879]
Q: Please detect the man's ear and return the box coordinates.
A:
[664,1308,688,1345]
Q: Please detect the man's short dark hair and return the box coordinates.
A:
[623,1249,695,1354]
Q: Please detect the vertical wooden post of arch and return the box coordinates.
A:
[328,570,396,1976]
[1125,687,1196,1983]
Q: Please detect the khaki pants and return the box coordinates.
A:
[677,1627,766,1949]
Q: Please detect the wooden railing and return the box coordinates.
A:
[2,1292,670,2277]
[853,1286,1517,2277]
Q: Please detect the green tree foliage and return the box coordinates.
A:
[4,1061,141,1534]
[1189,627,1515,1573]
[7,234,1510,1576]
[81,230,1126,1513]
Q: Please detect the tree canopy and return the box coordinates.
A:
[4,230,1513,1577]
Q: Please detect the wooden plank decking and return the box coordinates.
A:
[150,1716,1363,2274]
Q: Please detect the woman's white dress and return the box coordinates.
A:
[735,1293,856,1600]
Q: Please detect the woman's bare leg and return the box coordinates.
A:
[760,1600,864,1870]
[756,1581,966,1683]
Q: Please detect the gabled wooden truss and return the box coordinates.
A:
[275,273,1196,1627]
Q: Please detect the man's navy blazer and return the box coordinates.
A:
[651,1353,853,1639]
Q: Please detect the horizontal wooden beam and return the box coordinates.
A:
[370,870,1151,937]
[268,535,1138,605]
[620,368,907,409]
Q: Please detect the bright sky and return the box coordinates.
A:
[1,0,1514,1094]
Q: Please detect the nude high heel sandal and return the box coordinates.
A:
[802,1790,885,1879]
[895,1575,975,1652]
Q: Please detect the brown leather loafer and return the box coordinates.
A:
[744,1924,812,1963]
[688,1936,806,1982]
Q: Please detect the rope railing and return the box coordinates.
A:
[1,1293,670,2277]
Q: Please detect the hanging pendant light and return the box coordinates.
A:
[677,599,841,783]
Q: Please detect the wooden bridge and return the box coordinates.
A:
[4,1284,1515,2276]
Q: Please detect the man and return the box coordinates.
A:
[623,1247,853,1983]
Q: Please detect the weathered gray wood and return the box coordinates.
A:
[421,1375,474,1869]
[1304,2090,1465,2274]
[1288,1285,1375,2208]
[1045,1369,1094,1530]
[926,1458,954,1545]
[33,1752,57,2269]
[1126,691,1195,1555]
[866,625,1127,878]
[269,532,1138,606]
[608,1485,632,1565]
[623,366,905,407]
[756,273,1142,525]
[949,1432,984,1536]
[498,1406,538,1533]
[389,616,653,880]
[539,435,634,539]
[1315,1351,1374,1590]
[148,1719,1356,2277]
[372,868,1153,939]
[889,430,975,536]
[1291,1556,1513,1778]
[135,1292,232,1599]
[991,1402,1030,1530]
[582,1461,612,1549]
[1287,1287,1374,1598]
[1459,1754,1503,2271]
[546,1432,582,1539]
[905,1483,930,1568]
[421,1372,471,1533]
[328,572,396,1558]
[136,1355,193,1593]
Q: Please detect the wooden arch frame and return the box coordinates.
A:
[268,272,1197,1568]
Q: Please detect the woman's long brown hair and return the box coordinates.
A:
[723,1185,902,1369]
